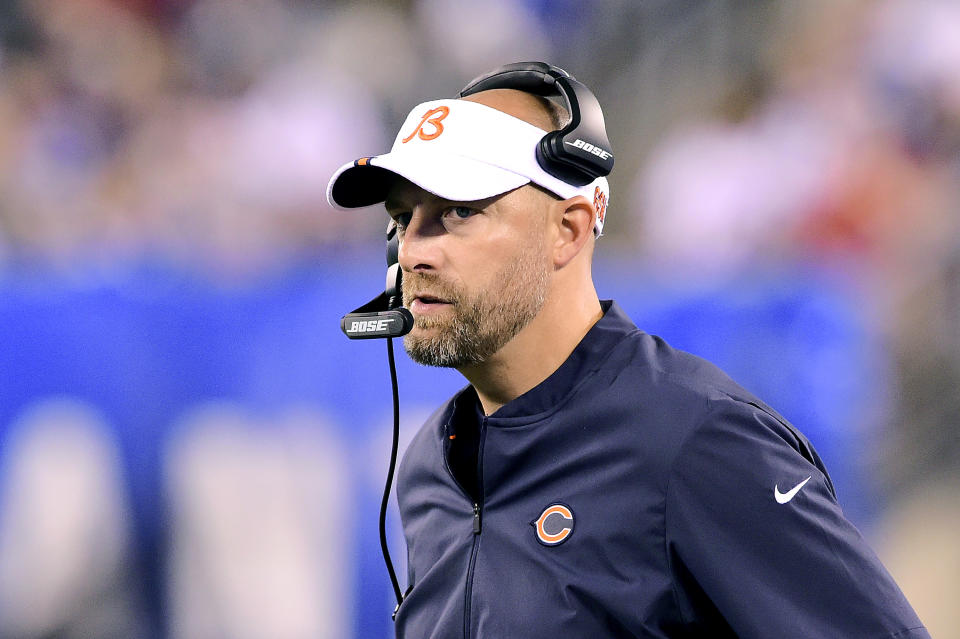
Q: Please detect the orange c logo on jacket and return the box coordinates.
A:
[532,503,574,546]
[402,106,450,143]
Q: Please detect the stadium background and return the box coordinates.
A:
[0,0,958,637]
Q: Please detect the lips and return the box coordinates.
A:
[406,290,454,314]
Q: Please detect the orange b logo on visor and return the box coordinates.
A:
[402,106,450,143]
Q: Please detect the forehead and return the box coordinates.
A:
[383,178,436,210]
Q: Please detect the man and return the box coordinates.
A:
[327,64,928,638]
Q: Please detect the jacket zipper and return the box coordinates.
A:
[463,416,487,639]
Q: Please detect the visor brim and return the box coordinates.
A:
[327,152,531,210]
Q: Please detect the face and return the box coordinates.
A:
[385,179,554,368]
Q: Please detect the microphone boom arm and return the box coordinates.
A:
[341,263,414,339]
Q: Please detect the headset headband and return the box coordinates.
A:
[458,61,614,187]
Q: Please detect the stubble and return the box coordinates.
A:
[402,242,550,368]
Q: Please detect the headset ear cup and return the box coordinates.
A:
[537,132,593,187]
[535,136,554,177]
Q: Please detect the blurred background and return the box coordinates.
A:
[0,0,958,637]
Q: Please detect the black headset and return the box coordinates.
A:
[458,61,614,187]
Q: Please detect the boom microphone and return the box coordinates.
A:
[341,222,414,340]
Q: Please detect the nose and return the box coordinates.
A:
[397,209,441,273]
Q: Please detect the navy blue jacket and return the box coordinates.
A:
[394,301,928,638]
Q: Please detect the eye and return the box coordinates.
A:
[392,212,412,233]
[443,206,477,221]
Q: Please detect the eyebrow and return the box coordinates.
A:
[384,193,490,215]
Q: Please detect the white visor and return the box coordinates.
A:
[326,99,610,236]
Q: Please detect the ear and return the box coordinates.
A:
[552,196,595,269]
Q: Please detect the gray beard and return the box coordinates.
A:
[402,249,550,368]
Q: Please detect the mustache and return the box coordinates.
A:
[402,272,462,305]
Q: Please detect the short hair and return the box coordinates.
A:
[533,95,569,131]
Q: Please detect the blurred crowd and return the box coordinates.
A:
[2,0,959,636]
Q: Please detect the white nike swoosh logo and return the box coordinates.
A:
[774,476,812,504]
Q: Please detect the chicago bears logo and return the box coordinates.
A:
[402,106,450,143]
[532,503,574,546]
[593,186,608,227]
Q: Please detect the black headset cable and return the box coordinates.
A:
[381,336,404,612]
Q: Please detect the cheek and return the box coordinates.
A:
[449,239,507,284]
[450,219,547,292]
[485,244,545,291]
[459,258,498,295]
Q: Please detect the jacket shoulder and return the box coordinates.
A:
[597,330,817,474]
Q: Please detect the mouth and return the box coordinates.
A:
[408,293,453,314]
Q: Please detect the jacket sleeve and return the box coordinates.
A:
[664,398,929,639]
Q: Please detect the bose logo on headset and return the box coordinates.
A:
[348,319,393,334]
[564,138,612,160]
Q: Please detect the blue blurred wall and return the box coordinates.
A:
[0,252,883,638]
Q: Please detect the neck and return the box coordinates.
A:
[458,286,603,416]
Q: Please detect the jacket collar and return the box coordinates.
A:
[473,299,637,424]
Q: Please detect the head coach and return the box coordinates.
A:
[326,62,927,639]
